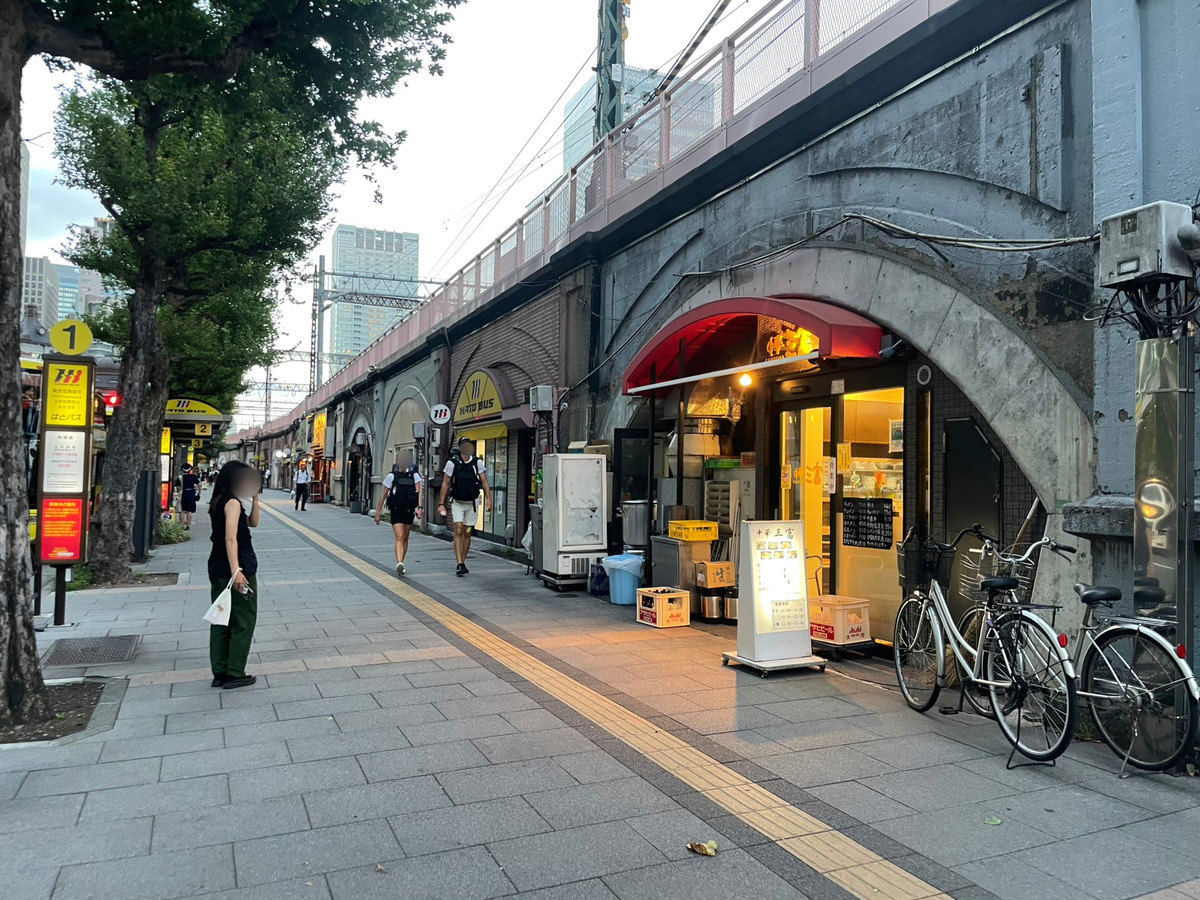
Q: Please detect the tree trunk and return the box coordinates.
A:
[89,273,170,583]
[0,5,49,726]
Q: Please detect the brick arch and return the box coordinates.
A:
[666,245,1095,510]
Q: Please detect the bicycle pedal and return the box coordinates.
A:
[938,707,960,716]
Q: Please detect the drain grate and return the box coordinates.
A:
[42,635,140,667]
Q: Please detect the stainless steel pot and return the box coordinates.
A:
[700,592,724,620]
[620,500,649,547]
[723,589,739,622]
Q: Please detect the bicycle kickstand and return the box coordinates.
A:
[1005,706,1056,770]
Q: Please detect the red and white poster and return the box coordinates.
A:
[40,497,86,563]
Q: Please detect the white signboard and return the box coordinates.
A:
[160,454,171,483]
[736,520,813,663]
[42,430,87,493]
[430,404,452,425]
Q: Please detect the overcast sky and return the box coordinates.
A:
[21,0,767,426]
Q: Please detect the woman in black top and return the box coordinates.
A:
[178,465,201,529]
[207,461,261,689]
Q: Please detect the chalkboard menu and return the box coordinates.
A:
[842,497,894,550]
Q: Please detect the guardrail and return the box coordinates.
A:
[236,0,957,441]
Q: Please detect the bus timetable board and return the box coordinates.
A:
[36,355,95,565]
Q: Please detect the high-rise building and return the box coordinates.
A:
[327,225,419,371]
[53,264,81,320]
[19,143,29,257]
[22,257,59,332]
[562,65,717,179]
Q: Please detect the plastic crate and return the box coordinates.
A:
[668,520,719,541]
[637,587,690,628]
[809,595,872,645]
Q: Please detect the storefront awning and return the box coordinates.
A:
[622,296,882,393]
[457,422,509,441]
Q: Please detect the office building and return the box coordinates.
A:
[327,225,419,371]
[53,264,80,320]
[22,257,59,332]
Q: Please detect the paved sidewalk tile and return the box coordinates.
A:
[233,820,401,886]
[53,844,236,900]
[79,773,229,821]
[326,845,514,900]
[489,820,668,891]
[303,774,451,827]
[390,796,553,856]
[229,757,365,803]
[152,795,311,852]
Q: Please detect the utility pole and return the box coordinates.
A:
[310,255,326,394]
[264,363,272,424]
[596,0,627,141]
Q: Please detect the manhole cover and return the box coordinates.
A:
[42,635,140,667]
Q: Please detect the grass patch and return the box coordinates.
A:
[65,565,97,592]
[156,519,191,545]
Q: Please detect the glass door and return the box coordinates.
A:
[780,407,832,595]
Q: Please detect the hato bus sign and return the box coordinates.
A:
[37,355,95,567]
[430,404,451,425]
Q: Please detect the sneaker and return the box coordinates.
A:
[395,562,405,576]
[461,564,469,575]
[222,675,257,690]
[456,563,466,577]
[211,675,227,688]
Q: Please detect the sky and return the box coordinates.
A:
[20,0,769,429]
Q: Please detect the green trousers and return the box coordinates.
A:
[209,573,258,678]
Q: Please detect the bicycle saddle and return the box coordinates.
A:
[980,577,1020,592]
[1073,582,1121,605]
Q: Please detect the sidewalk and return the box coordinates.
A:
[3,494,1198,900]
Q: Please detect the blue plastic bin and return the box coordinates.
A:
[602,554,644,606]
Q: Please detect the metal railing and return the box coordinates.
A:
[237,0,952,439]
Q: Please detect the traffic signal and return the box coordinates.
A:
[103,391,122,408]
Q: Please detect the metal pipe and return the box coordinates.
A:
[676,339,686,511]
[647,363,657,578]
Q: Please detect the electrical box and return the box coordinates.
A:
[530,385,555,412]
[412,422,426,440]
[430,427,441,448]
[1098,201,1195,288]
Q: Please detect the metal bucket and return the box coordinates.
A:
[621,500,650,547]
[700,592,724,620]
[723,589,739,622]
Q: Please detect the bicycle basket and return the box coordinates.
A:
[898,532,956,593]
[959,543,1038,604]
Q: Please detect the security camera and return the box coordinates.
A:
[368,365,377,373]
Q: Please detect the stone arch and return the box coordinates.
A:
[667,245,1095,510]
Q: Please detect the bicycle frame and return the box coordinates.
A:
[1074,610,1200,704]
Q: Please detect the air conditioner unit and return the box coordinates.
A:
[1099,201,1195,288]
[530,385,555,412]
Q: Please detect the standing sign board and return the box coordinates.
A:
[37,356,94,566]
[722,520,825,676]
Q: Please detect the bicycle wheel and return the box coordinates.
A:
[1082,627,1198,771]
[894,597,943,712]
[953,606,996,719]
[986,612,1076,761]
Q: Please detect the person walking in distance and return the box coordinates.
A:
[207,461,261,689]
[375,449,422,576]
[438,437,492,576]
[178,464,201,529]
[294,460,311,511]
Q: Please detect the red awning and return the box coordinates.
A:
[622,296,882,393]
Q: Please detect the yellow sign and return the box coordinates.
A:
[454,371,503,424]
[766,325,818,360]
[161,427,172,454]
[191,439,203,448]
[311,411,327,456]
[43,361,92,427]
[49,319,93,356]
[837,443,852,470]
[165,398,222,417]
[195,422,212,436]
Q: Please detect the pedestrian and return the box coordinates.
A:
[206,460,261,689]
[294,460,310,511]
[437,437,492,576]
[263,468,271,489]
[178,464,201,529]
[374,450,422,576]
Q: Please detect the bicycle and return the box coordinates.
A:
[893,525,1078,763]
[1069,581,1200,773]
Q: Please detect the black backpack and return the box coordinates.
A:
[448,451,482,501]
[386,465,419,509]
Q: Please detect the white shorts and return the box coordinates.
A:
[450,499,477,525]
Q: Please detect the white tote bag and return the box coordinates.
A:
[203,569,239,626]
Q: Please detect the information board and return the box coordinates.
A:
[736,520,813,662]
[37,355,94,572]
[43,361,91,427]
[42,430,87,493]
[40,497,85,563]
[842,497,894,550]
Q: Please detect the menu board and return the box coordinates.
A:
[842,497,894,550]
[748,522,808,634]
[42,430,87,493]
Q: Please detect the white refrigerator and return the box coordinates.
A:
[541,454,607,580]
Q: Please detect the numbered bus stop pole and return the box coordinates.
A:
[53,565,68,627]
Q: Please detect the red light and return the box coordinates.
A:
[104,392,122,407]
[1178,644,1187,660]
[1057,633,1069,648]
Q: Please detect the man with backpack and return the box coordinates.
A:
[374,449,422,576]
[437,436,492,576]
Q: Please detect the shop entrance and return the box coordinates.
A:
[778,384,904,639]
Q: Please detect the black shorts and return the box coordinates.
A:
[389,506,416,526]
[181,491,197,513]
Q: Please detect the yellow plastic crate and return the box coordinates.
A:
[668,520,718,541]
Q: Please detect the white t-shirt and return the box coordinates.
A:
[443,457,485,478]
[382,469,423,491]
[295,469,311,485]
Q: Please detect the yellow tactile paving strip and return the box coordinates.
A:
[263,505,950,900]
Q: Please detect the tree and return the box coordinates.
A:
[0,0,460,725]
[58,70,338,583]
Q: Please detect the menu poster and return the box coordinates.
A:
[842,497,894,550]
[42,430,87,493]
[748,522,808,633]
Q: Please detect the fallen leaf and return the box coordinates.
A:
[375,863,387,874]
[984,816,1002,826]
[686,840,719,857]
